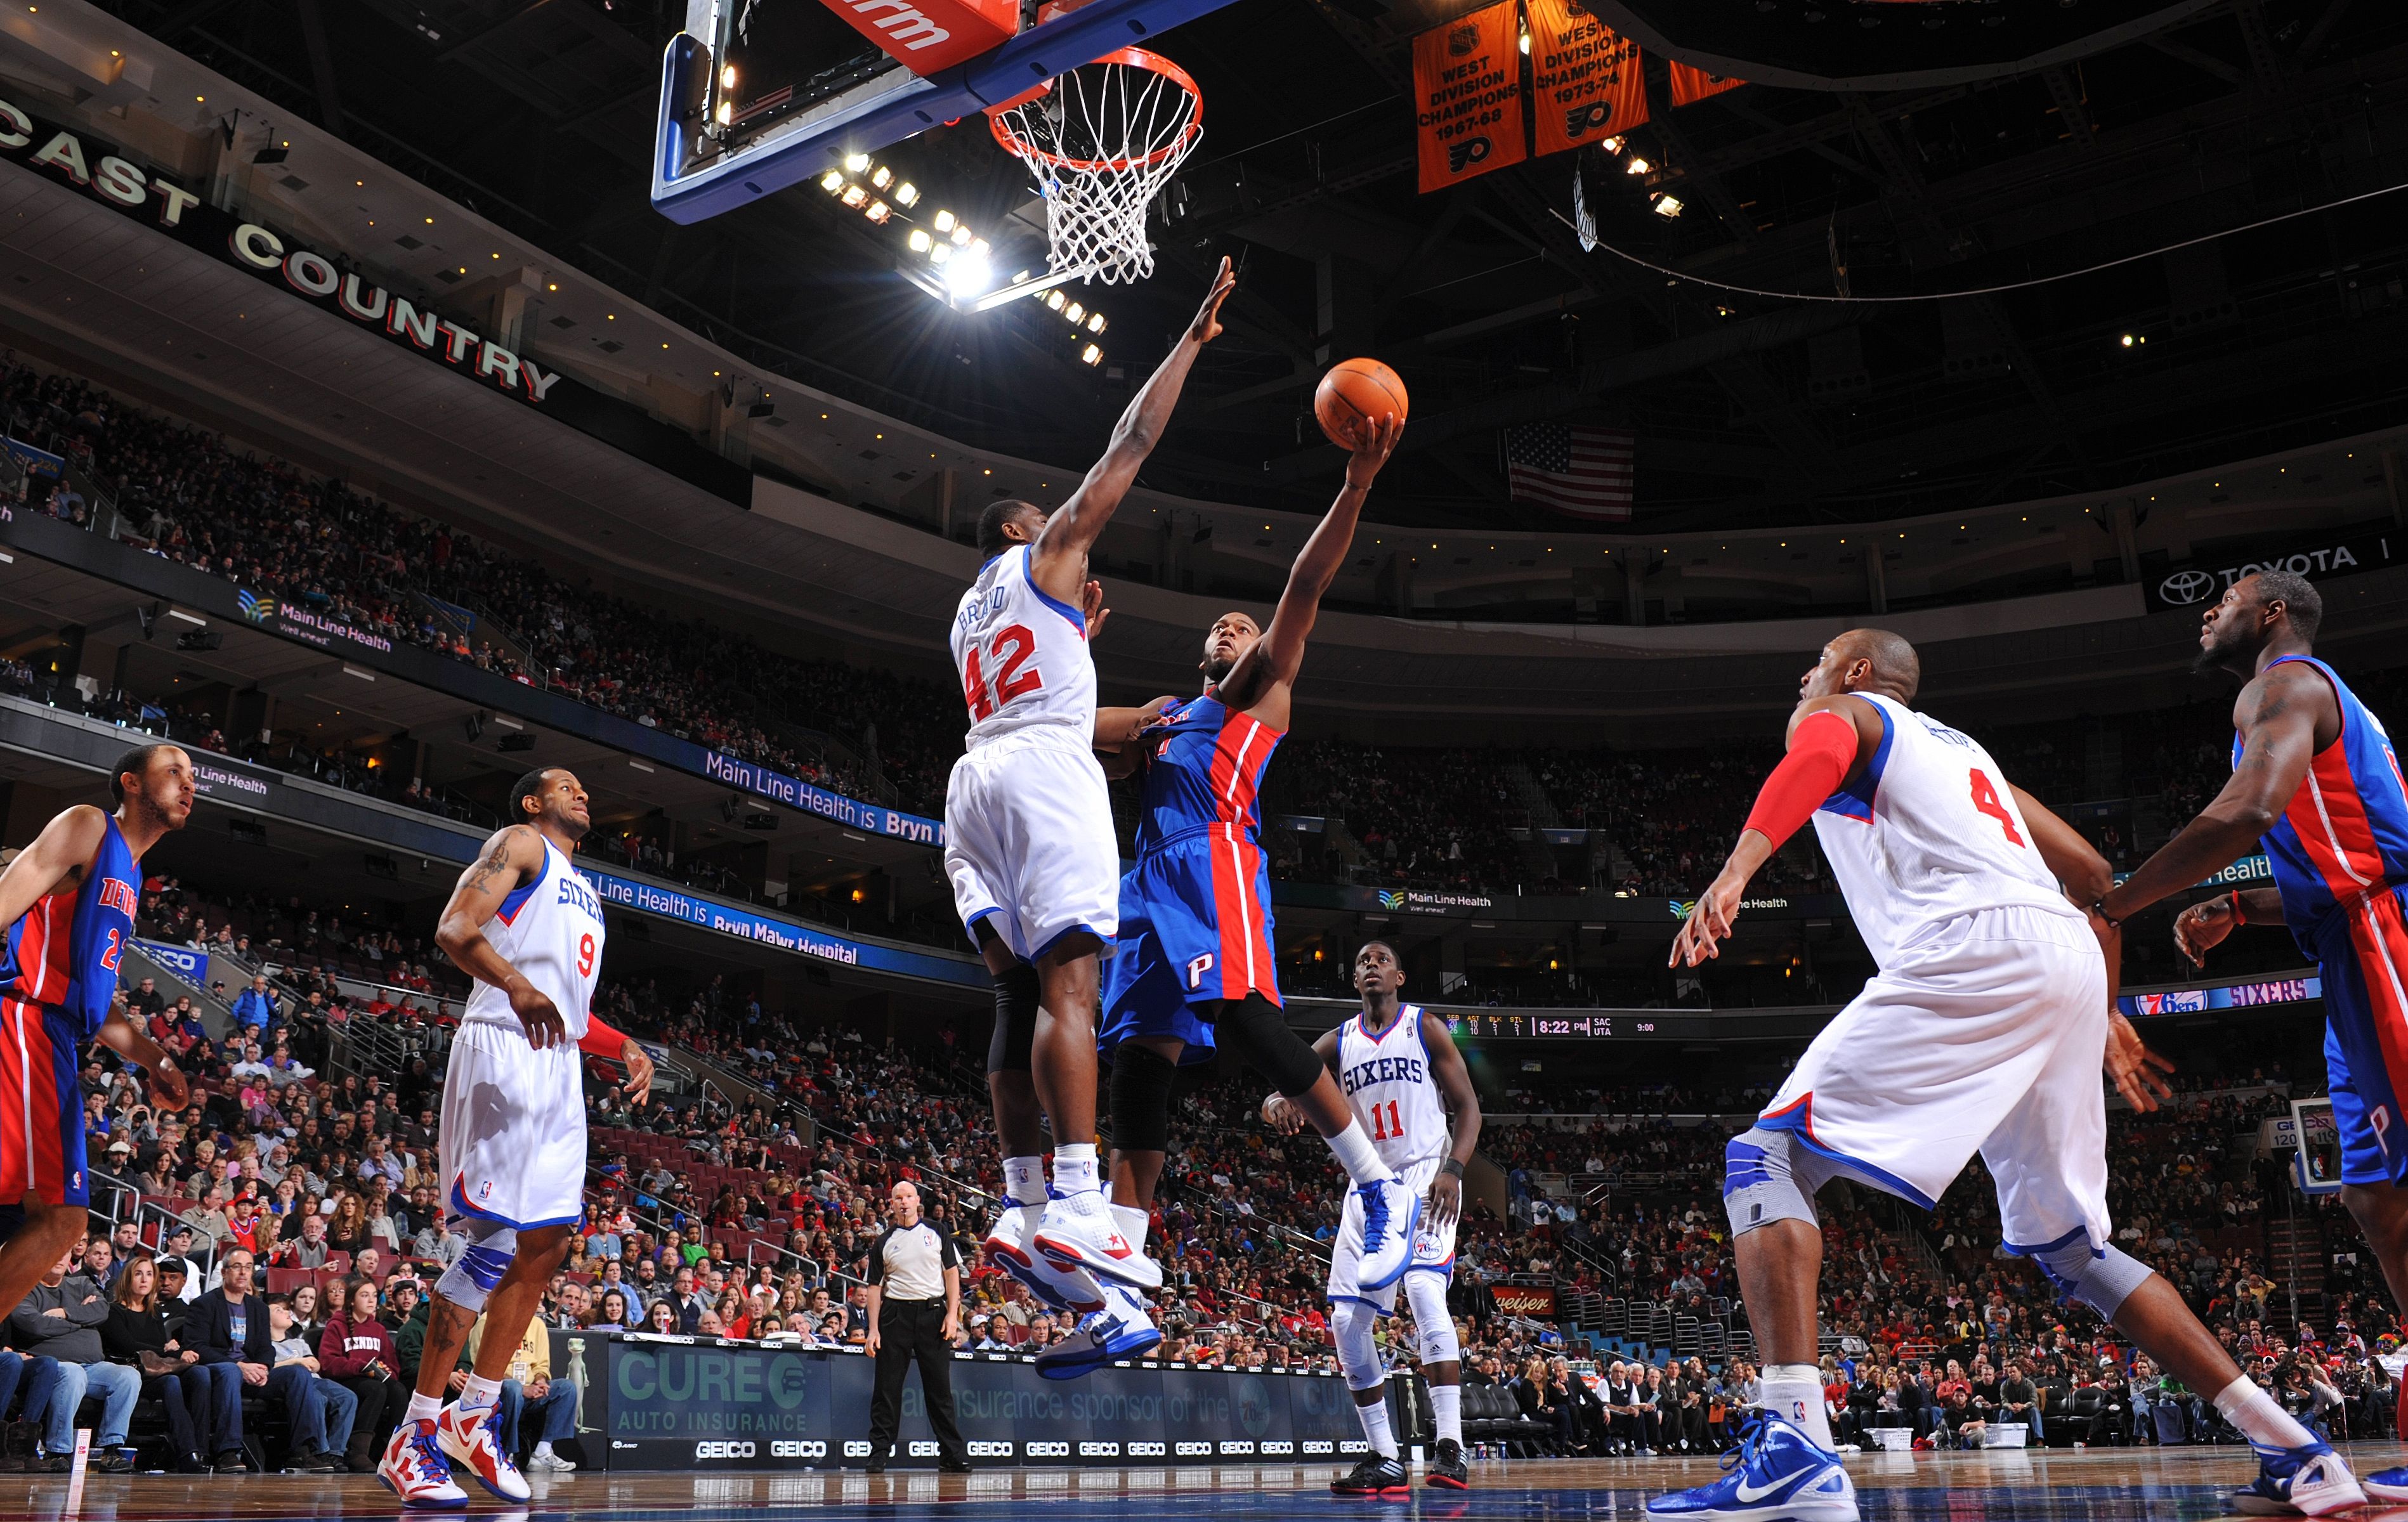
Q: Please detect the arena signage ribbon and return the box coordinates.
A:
[575,867,984,987]
[0,94,747,507]
[2145,531,2396,612]
[1411,0,1528,192]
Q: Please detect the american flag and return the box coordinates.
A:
[1503,424,1633,519]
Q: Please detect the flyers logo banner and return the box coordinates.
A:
[1526,0,1647,157]
[1669,59,1744,107]
[1412,1,1526,192]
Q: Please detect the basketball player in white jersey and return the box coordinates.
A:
[379,768,653,1508]
[949,259,1236,1314]
[1266,940,1481,1495]
[1648,630,2362,1521]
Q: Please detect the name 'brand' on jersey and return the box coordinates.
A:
[949,545,1096,750]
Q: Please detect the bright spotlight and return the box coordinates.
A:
[933,209,956,232]
[1081,343,1103,365]
[946,248,995,301]
[950,223,972,246]
[1651,194,1684,218]
[929,242,952,265]
[1046,290,1068,311]
[908,228,933,253]
[870,165,893,190]
[1601,136,1624,153]
[1087,312,1106,334]
[844,152,871,173]
[841,185,868,208]
[864,200,892,224]
[818,169,845,193]
[893,182,920,207]
[1064,302,1085,324]
[1625,156,1651,175]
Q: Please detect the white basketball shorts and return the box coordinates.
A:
[943,727,1120,963]
[1756,903,2112,1253]
[1327,1155,1458,1312]
[441,1020,589,1231]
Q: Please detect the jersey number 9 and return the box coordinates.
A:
[577,933,596,977]
[962,623,1044,722]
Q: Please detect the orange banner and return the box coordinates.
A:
[1411,1,1528,193]
[1670,59,1744,106]
[1526,0,1648,157]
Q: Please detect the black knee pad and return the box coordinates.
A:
[1211,993,1326,1098]
[986,963,1039,1075]
[1108,1043,1179,1154]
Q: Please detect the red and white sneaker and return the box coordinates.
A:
[376,1418,468,1510]
[437,1400,530,1502]
[1032,1188,1161,1291]
[983,1202,1106,1314]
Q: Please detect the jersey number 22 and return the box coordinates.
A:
[963,624,1043,721]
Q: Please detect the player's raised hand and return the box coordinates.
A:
[508,977,568,1050]
[2173,897,2237,966]
[2104,1009,2176,1112]
[1081,579,1111,640]
[1190,256,1235,344]
[1344,412,1405,487]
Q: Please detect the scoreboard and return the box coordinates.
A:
[1436,1011,1706,1041]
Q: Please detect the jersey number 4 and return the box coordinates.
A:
[962,623,1044,722]
[1968,768,2026,847]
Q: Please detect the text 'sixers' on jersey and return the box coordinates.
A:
[951,544,1096,748]
[1337,1006,1449,1174]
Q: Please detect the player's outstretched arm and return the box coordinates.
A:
[1670,696,1878,968]
[1422,1009,1481,1230]
[1217,413,1405,721]
[1031,257,1236,600]
[0,805,107,932]
[2100,662,2328,924]
[434,824,565,1050]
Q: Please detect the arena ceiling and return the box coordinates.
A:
[80,0,2408,535]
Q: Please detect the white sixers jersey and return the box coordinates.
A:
[1337,1005,1449,1173]
[462,838,604,1040]
[950,544,1095,750]
[1809,692,2085,968]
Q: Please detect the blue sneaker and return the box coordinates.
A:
[1033,1282,1161,1381]
[1353,1177,1422,1292]
[2231,1440,2364,1516]
[2366,1462,2408,1503]
[1644,1412,1855,1522]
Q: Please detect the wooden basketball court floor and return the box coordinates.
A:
[10,1445,2408,1521]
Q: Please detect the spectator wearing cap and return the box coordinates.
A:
[10,1246,140,1472]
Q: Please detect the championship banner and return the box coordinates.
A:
[1668,60,1743,106]
[1526,0,1647,159]
[1412,1,1528,192]
[1492,1284,1558,1318]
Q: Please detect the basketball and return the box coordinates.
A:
[1314,358,1409,448]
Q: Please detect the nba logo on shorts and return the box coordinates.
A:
[478,1180,495,1201]
[1793,1398,1807,1421]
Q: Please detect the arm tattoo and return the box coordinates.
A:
[463,833,520,894]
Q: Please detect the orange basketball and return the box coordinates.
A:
[1314,358,1408,448]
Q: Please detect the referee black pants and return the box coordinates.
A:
[867,1299,965,1465]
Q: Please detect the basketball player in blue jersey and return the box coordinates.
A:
[0,743,193,1320]
[2104,568,2408,1506]
[1030,410,1422,1378]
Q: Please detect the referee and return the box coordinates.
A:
[863,1180,971,1473]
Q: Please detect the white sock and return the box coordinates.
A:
[459,1373,502,1414]
[2215,1374,2317,1450]
[1111,1203,1149,1251]
[1003,1155,1045,1206]
[1325,1121,1385,1187]
[405,1391,443,1425]
[533,1441,554,1459]
[1760,1364,1833,1450]
[1430,1383,1462,1445]
[1052,1142,1099,1194]
[1356,1396,1397,1459]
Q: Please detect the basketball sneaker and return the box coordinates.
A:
[436,1400,531,1502]
[1644,1411,1856,1522]
[983,1200,1107,1313]
[1032,1187,1161,1290]
[1426,1436,1470,1490]
[1352,1176,1422,1292]
[2365,1463,2408,1503]
[376,1417,468,1510]
[1033,1280,1161,1380]
[2230,1440,2364,1516]
[1330,1452,1411,1496]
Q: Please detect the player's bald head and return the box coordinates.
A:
[1833,628,1920,701]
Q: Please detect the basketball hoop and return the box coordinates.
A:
[988,46,1202,289]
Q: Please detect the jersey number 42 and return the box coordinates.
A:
[963,623,1044,722]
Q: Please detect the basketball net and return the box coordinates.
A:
[988,47,1202,292]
